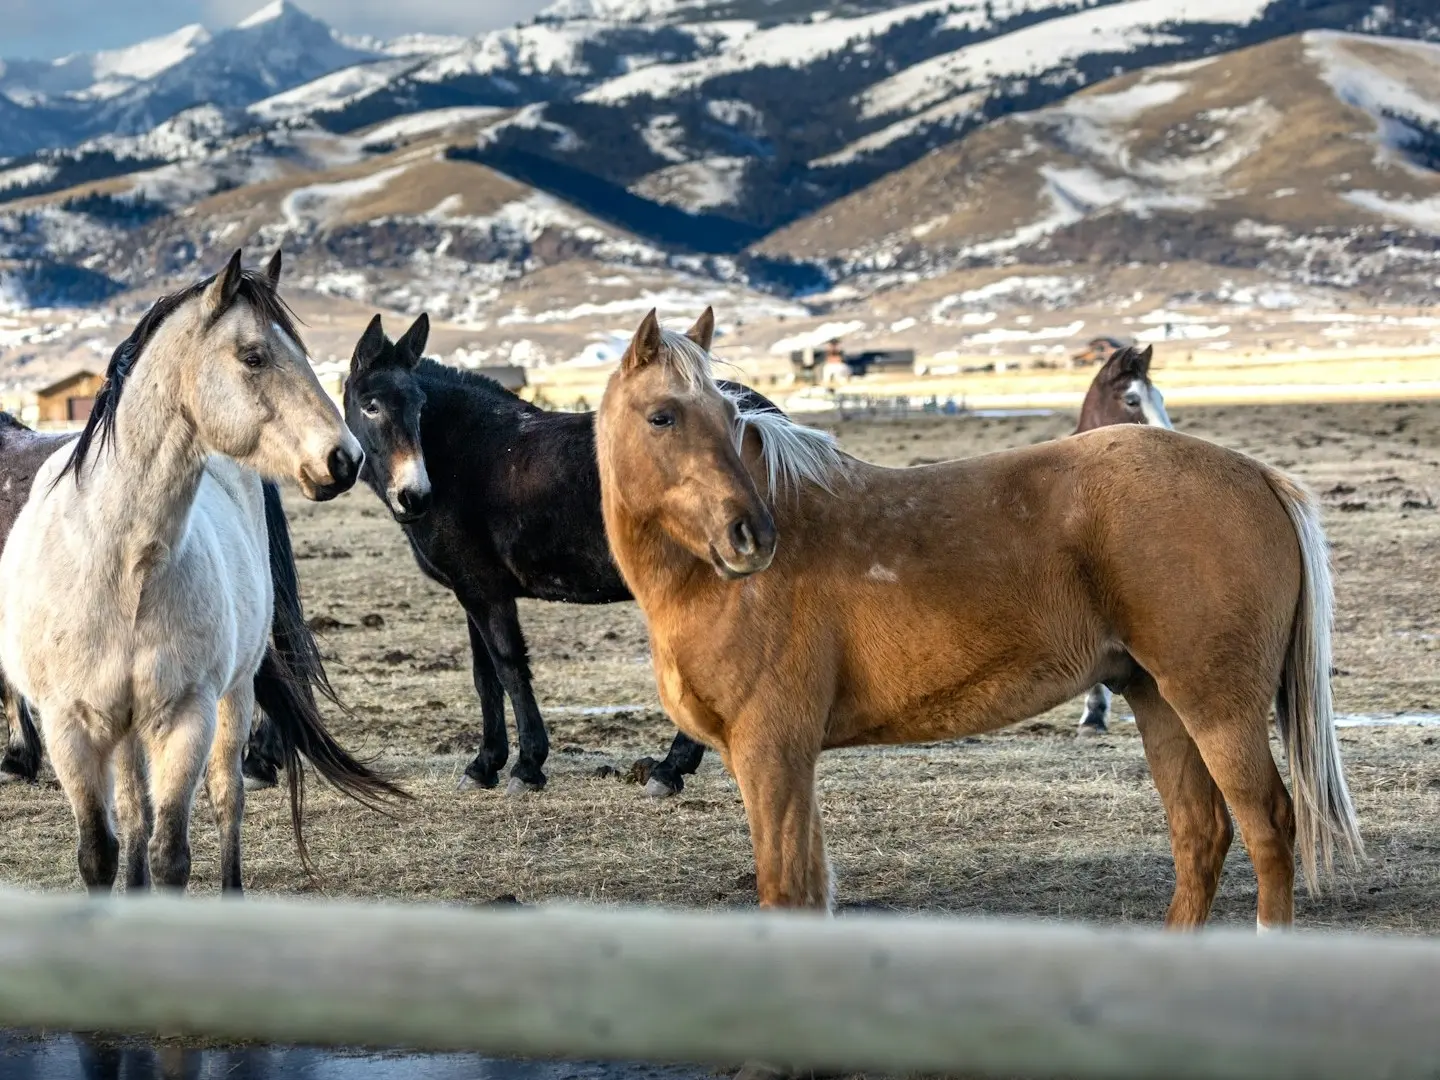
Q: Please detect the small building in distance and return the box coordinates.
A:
[1071,336,1132,368]
[35,370,104,425]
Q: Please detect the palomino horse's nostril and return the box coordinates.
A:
[730,519,756,556]
[328,446,359,491]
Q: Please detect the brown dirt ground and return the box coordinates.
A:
[2,400,1438,934]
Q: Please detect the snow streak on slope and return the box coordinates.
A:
[859,0,1272,120]
[580,0,1021,104]
[249,57,421,122]
[1306,30,1440,159]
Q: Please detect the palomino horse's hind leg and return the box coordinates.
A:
[139,700,217,892]
[113,734,152,891]
[208,684,252,893]
[1077,684,1111,735]
[1125,675,1232,927]
[1153,675,1296,929]
[43,705,119,892]
[460,613,508,789]
[731,735,828,910]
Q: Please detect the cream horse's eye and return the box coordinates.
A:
[242,352,266,370]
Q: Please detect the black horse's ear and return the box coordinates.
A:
[264,249,283,287]
[624,309,662,373]
[353,314,386,374]
[204,249,245,316]
[397,312,429,367]
[684,306,715,353]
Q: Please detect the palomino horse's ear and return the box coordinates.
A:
[203,249,245,317]
[624,309,663,373]
[397,312,429,367]
[353,314,386,374]
[264,249,283,287]
[684,306,715,353]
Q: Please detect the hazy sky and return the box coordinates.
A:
[6,0,554,60]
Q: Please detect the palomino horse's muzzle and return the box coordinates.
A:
[302,444,362,502]
[710,507,777,579]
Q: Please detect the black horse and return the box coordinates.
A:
[341,309,772,795]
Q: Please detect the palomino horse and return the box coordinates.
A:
[1073,343,1173,735]
[339,311,779,796]
[596,309,1362,927]
[0,250,404,893]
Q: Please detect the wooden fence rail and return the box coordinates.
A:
[2,889,1440,1079]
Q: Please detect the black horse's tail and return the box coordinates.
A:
[253,480,410,872]
[0,670,42,783]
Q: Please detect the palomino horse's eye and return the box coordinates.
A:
[648,411,675,429]
[362,400,381,419]
[242,352,266,370]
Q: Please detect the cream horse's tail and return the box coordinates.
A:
[1264,469,1364,891]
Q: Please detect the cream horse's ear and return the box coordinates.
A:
[623,309,662,374]
[203,249,245,318]
[684,306,715,353]
[264,249,283,287]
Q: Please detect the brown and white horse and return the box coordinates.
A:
[596,308,1361,928]
[1073,343,1172,735]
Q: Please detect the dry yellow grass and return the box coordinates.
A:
[2,400,1437,935]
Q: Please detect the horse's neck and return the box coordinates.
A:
[83,361,207,571]
[598,478,710,614]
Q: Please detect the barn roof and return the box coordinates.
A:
[35,370,101,397]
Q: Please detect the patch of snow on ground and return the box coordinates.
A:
[1135,322,1231,341]
[479,104,582,153]
[416,22,602,82]
[1344,191,1440,231]
[631,157,748,211]
[640,114,689,163]
[860,0,1271,121]
[964,320,1085,346]
[0,163,59,194]
[581,0,966,104]
[769,321,868,355]
[360,107,508,145]
[281,165,411,231]
[1307,31,1440,168]
[813,91,986,167]
[249,58,418,123]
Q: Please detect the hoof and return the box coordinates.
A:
[1077,719,1107,737]
[462,763,501,790]
[505,776,543,796]
[643,777,679,799]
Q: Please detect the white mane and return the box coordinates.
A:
[659,327,847,497]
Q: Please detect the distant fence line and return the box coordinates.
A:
[3,889,1440,1080]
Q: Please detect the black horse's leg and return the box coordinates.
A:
[632,731,706,797]
[241,711,281,790]
[462,610,509,790]
[1077,684,1111,736]
[0,672,42,783]
[474,598,548,794]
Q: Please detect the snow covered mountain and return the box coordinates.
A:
[1,0,1438,343]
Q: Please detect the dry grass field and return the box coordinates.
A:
[2,400,1437,934]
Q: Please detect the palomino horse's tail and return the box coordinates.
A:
[253,481,410,872]
[1263,469,1364,890]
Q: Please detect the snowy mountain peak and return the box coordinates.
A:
[237,1,297,30]
[90,24,212,84]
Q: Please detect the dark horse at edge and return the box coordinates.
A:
[339,309,780,795]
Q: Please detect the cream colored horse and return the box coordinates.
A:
[0,250,374,893]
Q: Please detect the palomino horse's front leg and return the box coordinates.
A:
[731,736,831,910]
[139,699,217,892]
[207,683,253,893]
